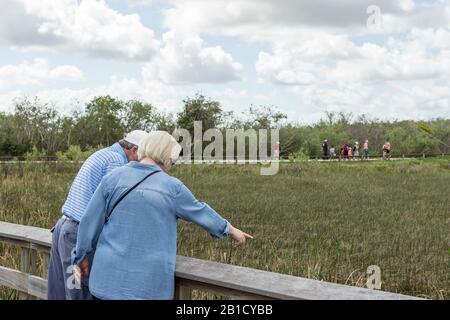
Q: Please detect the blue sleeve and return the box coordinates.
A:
[71,179,109,265]
[174,182,229,238]
[105,159,123,175]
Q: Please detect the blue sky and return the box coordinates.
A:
[0,0,449,123]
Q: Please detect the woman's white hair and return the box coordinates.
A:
[138,131,182,167]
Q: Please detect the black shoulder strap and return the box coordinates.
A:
[105,170,161,223]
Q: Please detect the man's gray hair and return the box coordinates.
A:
[118,139,137,150]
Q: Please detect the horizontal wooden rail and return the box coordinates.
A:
[0,221,423,300]
[0,153,449,163]
[0,266,47,299]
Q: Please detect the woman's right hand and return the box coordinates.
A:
[228,225,253,248]
[74,258,90,285]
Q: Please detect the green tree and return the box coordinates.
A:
[76,95,126,148]
[240,105,287,129]
[177,94,225,134]
[122,99,176,133]
[13,98,64,155]
[122,100,157,133]
[0,112,32,156]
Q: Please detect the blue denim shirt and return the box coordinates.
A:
[72,161,229,300]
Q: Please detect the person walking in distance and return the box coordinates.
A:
[329,145,336,160]
[322,139,329,160]
[343,143,349,160]
[383,138,391,160]
[363,140,369,160]
[353,141,360,160]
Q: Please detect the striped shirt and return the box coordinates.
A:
[62,143,128,222]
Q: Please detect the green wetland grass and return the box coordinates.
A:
[1,159,449,299]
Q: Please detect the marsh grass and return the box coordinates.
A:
[1,159,449,299]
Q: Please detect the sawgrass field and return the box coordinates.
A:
[1,158,449,299]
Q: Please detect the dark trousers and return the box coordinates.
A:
[47,216,92,300]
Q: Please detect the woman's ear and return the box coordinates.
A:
[164,159,173,170]
[157,159,171,172]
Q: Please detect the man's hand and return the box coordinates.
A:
[74,258,90,285]
[228,225,253,248]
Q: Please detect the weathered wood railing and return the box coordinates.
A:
[0,221,422,300]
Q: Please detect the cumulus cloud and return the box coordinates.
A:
[0,0,160,61]
[0,90,24,113]
[256,28,450,86]
[127,0,155,7]
[0,58,83,88]
[0,1,66,48]
[1,0,449,122]
[256,51,321,86]
[49,65,85,81]
[161,0,450,121]
[143,32,242,84]
[0,71,185,115]
[163,0,450,40]
[0,1,242,84]
[253,25,450,121]
[291,79,450,122]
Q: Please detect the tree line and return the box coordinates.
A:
[0,94,449,159]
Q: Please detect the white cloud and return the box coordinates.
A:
[0,58,83,88]
[127,0,155,7]
[0,90,23,113]
[1,0,449,123]
[256,51,320,86]
[162,0,450,122]
[0,0,160,61]
[399,0,416,12]
[1,1,242,84]
[49,65,84,81]
[163,0,450,40]
[0,1,59,47]
[256,26,450,85]
[212,88,248,99]
[0,72,184,115]
[291,79,450,122]
[143,32,242,84]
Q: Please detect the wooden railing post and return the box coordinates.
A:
[19,247,30,300]
[19,247,37,300]
[175,281,192,300]
[42,252,50,279]
[19,247,36,300]
[30,250,37,276]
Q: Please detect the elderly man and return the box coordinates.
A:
[47,130,148,300]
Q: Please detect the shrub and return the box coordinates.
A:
[56,145,99,162]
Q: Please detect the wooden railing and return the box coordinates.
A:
[0,221,423,300]
[1,153,449,163]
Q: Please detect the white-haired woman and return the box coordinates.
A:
[72,131,252,300]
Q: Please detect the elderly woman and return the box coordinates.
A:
[72,131,252,300]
